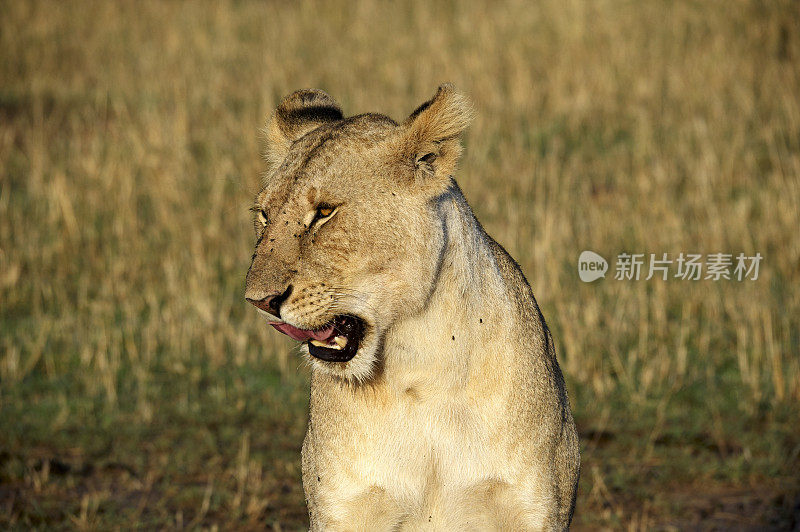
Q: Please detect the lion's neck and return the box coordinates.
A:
[380,185,517,397]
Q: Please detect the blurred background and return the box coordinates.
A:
[1,0,798,529]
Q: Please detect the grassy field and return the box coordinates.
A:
[2,0,799,529]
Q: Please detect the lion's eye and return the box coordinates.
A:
[257,209,268,227]
[307,203,338,228]
[317,206,335,218]
[313,204,337,223]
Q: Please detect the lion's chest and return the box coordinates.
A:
[307,382,516,522]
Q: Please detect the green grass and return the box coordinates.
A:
[1,361,311,529]
[1,0,799,529]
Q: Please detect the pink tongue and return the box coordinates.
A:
[270,322,335,342]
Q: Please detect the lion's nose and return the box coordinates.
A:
[246,285,293,318]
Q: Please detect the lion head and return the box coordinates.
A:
[245,85,473,382]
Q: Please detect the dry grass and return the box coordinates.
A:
[1,0,799,529]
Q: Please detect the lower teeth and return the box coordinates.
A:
[310,335,348,350]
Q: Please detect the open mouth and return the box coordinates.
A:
[269,315,365,362]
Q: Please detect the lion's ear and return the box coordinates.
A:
[400,84,474,183]
[263,89,343,168]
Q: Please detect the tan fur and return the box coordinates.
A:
[245,85,580,530]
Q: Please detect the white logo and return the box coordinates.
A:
[581,252,762,282]
[578,251,608,282]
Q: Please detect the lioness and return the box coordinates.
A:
[245,85,579,530]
